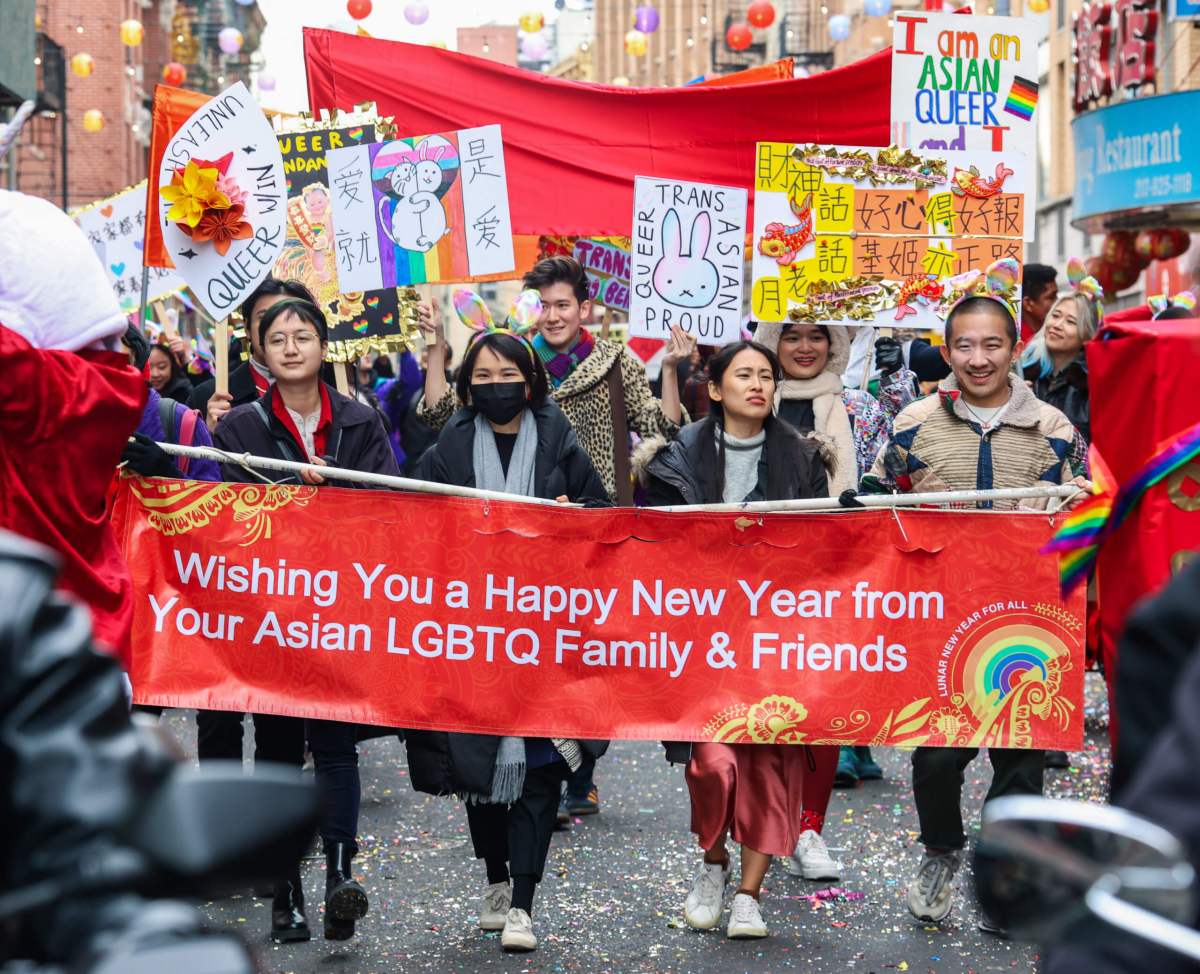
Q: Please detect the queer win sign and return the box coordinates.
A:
[115,477,1085,750]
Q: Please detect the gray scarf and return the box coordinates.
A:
[467,408,582,804]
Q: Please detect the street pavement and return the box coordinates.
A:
[168,674,1110,974]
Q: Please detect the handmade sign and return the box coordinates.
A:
[74,181,185,312]
[750,143,1027,328]
[539,235,633,311]
[115,476,1085,749]
[628,177,747,343]
[157,82,287,320]
[274,112,418,361]
[890,11,1040,223]
[325,124,515,289]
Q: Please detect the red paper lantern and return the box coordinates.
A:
[1134,229,1157,263]
[1109,260,1140,292]
[748,1,777,28]
[726,22,753,50]
[1100,230,1135,263]
[1085,256,1115,295]
[1158,227,1191,261]
[347,0,372,20]
[161,61,187,86]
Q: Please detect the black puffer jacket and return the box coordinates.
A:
[0,531,206,964]
[406,733,609,797]
[1026,355,1090,444]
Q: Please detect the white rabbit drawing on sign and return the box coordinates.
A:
[652,207,720,309]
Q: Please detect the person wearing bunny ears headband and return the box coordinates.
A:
[1149,290,1198,320]
[860,257,1090,933]
[406,287,608,955]
[1020,257,1104,444]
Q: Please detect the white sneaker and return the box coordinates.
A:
[785,829,842,881]
[500,908,537,951]
[907,849,960,922]
[683,860,729,930]
[726,892,768,938]
[478,880,511,931]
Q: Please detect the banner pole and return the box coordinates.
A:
[214,318,229,398]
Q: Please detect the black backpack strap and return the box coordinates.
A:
[251,400,305,465]
[157,396,178,442]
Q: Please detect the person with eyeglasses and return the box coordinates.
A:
[213,297,398,945]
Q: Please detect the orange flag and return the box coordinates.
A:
[694,59,795,87]
[143,84,209,269]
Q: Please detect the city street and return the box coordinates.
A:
[173,674,1110,974]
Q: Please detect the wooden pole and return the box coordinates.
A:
[214,319,229,397]
[599,305,613,341]
[334,362,350,395]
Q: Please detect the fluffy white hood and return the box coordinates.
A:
[0,190,127,351]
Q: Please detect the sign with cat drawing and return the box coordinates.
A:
[628,176,747,344]
[325,124,514,289]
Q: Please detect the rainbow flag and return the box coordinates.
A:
[1004,76,1039,121]
[1043,421,1200,594]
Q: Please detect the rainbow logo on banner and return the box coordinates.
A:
[979,634,1053,702]
[1004,76,1039,121]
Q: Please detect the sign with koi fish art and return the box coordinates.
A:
[750,143,1028,329]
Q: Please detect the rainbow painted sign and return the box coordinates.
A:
[326,124,515,288]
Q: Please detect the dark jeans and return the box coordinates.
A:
[196,710,306,767]
[465,763,569,887]
[307,719,360,844]
[564,751,596,800]
[912,745,1045,850]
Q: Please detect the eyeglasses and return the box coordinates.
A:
[266,331,320,350]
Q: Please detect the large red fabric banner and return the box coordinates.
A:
[302,29,891,236]
[114,477,1085,749]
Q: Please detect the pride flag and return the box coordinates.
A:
[1004,76,1039,121]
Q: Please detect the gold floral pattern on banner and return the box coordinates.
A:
[789,144,948,189]
[705,695,809,744]
[127,475,315,547]
[787,277,900,323]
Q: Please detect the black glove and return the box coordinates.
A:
[122,325,152,371]
[121,433,178,478]
[874,336,904,377]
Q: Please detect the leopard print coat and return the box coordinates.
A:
[419,338,683,501]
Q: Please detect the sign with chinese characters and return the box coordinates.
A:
[628,177,747,343]
[751,143,1027,329]
[1072,0,1158,112]
[891,12,1040,156]
[157,82,287,321]
[274,119,408,357]
[325,124,515,289]
[74,181,185,313]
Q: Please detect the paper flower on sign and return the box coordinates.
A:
[217,173,248,209]
[187,204,253,257]
[161,160,230,228]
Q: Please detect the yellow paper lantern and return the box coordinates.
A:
[119,18,144,46]
[82,109,105,133]
[70,52,95,77]
[1027,0,1050,12]
[624,28,648,56]
[519,12,545,33]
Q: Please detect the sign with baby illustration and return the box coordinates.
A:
[628,176,747,344]
[750,143,1028,329]
[325,124,515,289]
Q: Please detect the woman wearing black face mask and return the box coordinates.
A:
[408,292,608,954]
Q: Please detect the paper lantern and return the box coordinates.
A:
[1085,256,1114,295]
[404,2,430,25]
[257,73,276,91]
[119,19,143,46]
[161,61,187,86]
[828,14,852,40]
[625,28,648,55]
[1109,260,1139,292]
[521,34,549,60]
[218,27,244,54]
[1101,229,1136,263]
[519,12,546,33]
[864,0,892,15]
[70,52,94,77]
[1028,0,1050,12]
[347,0,372,19]
[633,5,660,32]
[82,109,105,133]
[726,22,753,50]
[747,1,777,28]
[1157,227,1192,261]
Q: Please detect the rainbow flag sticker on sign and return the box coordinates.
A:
[1004,76,1039,122]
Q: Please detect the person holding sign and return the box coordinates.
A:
[634,340,828,940]
[214,297,398,944]
[407,288,608,954]
[860,260,1088,934]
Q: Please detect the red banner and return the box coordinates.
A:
[113,477,1085,749]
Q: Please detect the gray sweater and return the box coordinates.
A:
[721,429,765,504]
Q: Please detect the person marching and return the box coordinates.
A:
[860,259,1089,934]
[634,339,828,940]
[405,289,608,954]
[214,297,399,944]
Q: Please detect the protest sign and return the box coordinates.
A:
[274,117,417,361]
[890,11,1040,224]
[115,477,1084,750]
[751,143,1027,329]
[537,235,632,310]
[74,182,185,312]
[157,82,287,321]
[325,124,515,289]
[628,177,747,343]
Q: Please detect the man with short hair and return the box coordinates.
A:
[188,277,317,432]
[1020,263,1058,343]
[862,290,1088,935]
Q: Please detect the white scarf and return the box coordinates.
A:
[775,371,857,497]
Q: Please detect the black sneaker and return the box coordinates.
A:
[1045,749,1070,769]
[555,793,572,831]
[978,910,1009,938]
